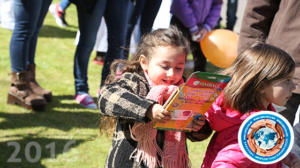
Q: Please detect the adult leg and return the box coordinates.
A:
[191,42,206,72]
[10,0,44,72]
[26,0,53,102]
[226,0,238,30]
[123,0,146,60]
[8,0,46,110]
[74,0,106,94]
[101,0,130,85]
[170,16,206,72]
[27,0,52,65]
[139,0,162,36]
[59,0,71,11]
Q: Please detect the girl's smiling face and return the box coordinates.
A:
[140,46,186,85]
[261,71,296,107]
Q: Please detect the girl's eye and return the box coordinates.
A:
[176,67,183,71]
[287,79,294,85]
[161,65,169,70]
[284,79,292,84]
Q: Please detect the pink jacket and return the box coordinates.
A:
[202,93,282,168]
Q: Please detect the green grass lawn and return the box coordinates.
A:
[0,2,218,167]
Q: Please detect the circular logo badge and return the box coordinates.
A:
[238,111,294,164]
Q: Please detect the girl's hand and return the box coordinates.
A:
[146,104,172,123]
[191,115,206,132]
[191,28,208,42]
[282,152,300,168]
[196,28,208,42]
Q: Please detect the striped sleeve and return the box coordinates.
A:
[98,73,155,122]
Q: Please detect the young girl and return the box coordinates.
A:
[98,27,212,168]
[202,43,300,167]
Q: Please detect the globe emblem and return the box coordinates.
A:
[254,127,278,150]
[247,119,284,157]
[238,111,294,164]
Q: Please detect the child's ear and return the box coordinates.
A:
[260,88,265,94]
[139,55,148,71]
[259,83,267,94]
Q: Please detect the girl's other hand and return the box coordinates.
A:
[191,28,208,43]
[197,28,208,42]
[147,104,172,123]
[191,115,206,132]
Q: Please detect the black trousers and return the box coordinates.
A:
[280,93,300,125]
[170,16,207,72]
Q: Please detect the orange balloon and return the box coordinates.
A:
[200,29,238,68]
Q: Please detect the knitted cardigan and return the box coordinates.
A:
[130,74,190,168]
[99,72,212,168]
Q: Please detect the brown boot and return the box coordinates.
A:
[7,71,47,111]
[27,64,52,102]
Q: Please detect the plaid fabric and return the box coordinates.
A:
[98,72,212,168]
[99,72,155,168]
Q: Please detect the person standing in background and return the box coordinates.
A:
[215,0,238,30]
[225,0,238,30]
[71,0,130,109]
[123,0,162,60]
[238,0,300,125]
[170,0,223,73]
[7,0,53,111]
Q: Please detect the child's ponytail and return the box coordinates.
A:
[103,59,142,85]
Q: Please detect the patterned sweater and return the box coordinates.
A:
[98,72,212,168]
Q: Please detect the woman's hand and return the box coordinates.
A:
[191,115,206,132]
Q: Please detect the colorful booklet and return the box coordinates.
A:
[153,71,231,132]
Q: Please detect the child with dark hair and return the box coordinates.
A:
[98,26,212,168]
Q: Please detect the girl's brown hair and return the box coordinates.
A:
[221,42,295,113]
[104,25,190,85]
[100,26,190,134]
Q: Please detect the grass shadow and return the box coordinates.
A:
[47,94,98,110]
[0,95,100,131]
[0,110,100,131]
[39,25,77,39]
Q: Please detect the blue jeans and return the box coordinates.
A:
[74,0,130,94]
[10,0,52,72]
[124,0,162,59]
[59,0,70,11]
[101,0,130,85]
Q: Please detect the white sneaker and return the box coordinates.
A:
[49,4,68,27]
